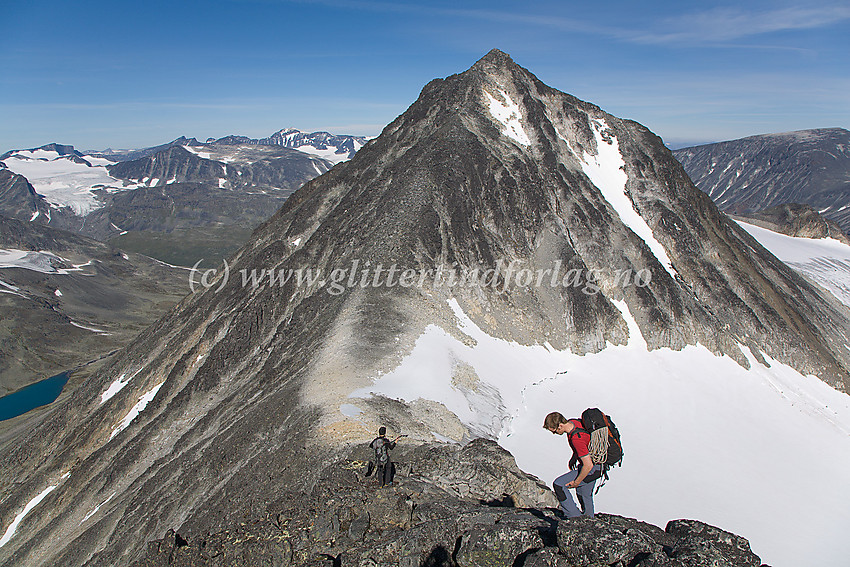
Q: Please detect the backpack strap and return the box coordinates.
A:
[594,465,610,494]
[567,418,588,438]
[567,427,586,440]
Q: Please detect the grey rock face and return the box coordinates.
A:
[0,169,51,224]
[0,49,843,567]
[673,128,850,234]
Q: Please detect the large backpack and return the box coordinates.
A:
[567,408,623,491]
[370,436,390,465]
[578,407,623,468]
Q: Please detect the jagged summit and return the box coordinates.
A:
[1,51,849,567]
[473,47,515,67]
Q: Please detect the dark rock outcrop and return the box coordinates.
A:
[0,169,51,224]
[129,441,764,567]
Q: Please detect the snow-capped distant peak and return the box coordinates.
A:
[209,128,370,164]
[0,146,127,216]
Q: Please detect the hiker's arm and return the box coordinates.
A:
[567,455,594,488]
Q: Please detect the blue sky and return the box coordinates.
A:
[1,0,848,152]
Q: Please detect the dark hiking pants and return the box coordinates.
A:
[377,461,394,486]
[553,465,601,518]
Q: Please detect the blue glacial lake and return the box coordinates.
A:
[0,372,69,421]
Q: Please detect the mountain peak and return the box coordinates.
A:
[467,48,530,86]
[476,48,514,67]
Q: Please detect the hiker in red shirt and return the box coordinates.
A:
[544,411,603,518]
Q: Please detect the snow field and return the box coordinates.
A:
[484,88,532,147]
[1,150,124,216]
[0,249,94,275]
[737,220,850,307]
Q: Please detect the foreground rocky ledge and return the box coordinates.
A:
[132,440,764,567]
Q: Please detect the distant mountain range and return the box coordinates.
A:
[90,128,369,165]
[208,128,370,164]
[673,128,850,234]
[0,129,369,266]
[0,130,368,391]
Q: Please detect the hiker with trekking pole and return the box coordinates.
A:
[369,427,406,487]
[544,409,623,518]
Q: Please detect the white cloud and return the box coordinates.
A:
[629,5,850,44]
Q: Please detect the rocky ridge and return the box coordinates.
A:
[88,137,202,163]
[131,440,764,567]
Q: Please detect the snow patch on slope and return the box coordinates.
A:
[579,119,678,279]
[292,146,349,164]
[0,473,70,548]
[79,492,115,525]
[484,89,531,147]
[109,382,164,440]
[0,249,92,275]
[101,369,143,404]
